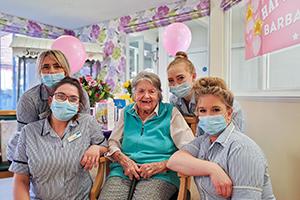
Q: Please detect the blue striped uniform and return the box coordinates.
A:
[7,83,90,162]
[182,123,276,200]
[9,114,107,200]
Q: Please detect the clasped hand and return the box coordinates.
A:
[120,156,167,180]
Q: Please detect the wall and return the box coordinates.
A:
[238,97,300,200]
[209,1,300,199]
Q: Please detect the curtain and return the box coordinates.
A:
[220,0,242,11]
[0,12,74,39]
[121,0,210,33]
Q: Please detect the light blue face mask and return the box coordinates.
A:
[50,99,78,121]
[41,72,65,88]
[169,82,192,98]
[198,115,227,136]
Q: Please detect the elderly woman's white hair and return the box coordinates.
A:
[131,71,163,101]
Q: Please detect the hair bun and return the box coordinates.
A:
[175,51,188,59]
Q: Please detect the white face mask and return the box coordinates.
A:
[198,115,227,136]
[41,72,65,88]
[169,82,192,98]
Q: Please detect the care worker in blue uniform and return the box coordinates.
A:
[167,51,245,134]
[7,50,90,162]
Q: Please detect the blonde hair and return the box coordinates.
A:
[37,50,71,76]
[132,71,163,101]
[167,51,195,74]
[193,77,234,108]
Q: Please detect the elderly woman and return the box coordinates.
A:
[97,71,193,199]
[99,71,231,200]
[7,50,90,162]
[9,77,107,200]
[167,77,276,199]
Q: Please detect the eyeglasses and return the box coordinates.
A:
[135,88,158,96]
[53,92,80,104]
[41,64,63,73]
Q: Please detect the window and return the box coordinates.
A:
[227,1,300,96]
[126,17,210,100]
[126,31,159,79]
[0,33,16,110]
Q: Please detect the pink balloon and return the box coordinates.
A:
[51,35,87,74]
[163,23,192,56]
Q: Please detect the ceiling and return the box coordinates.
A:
[0,0,179,29]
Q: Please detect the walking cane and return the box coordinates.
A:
[127,177,138,200]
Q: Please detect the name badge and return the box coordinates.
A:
[67,131,81,142]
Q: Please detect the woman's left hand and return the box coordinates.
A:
[139,161,168,179]
[80,145,101,170]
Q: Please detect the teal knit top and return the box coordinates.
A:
[109,102,180,188]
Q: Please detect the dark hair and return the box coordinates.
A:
[167,51,195,74]
[52,76,84,107]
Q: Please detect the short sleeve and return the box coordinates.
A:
[9,128,29,175]
[16,93,38,131]
[6,131,21,161]
[228,144,266,199]
[181,137,202,158]
[232,100,245,133]
[87,115,107,146]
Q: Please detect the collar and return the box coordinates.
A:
[210,123,235,148]
[189,93,196,109]
[177,93,196,112]
[40,84,52,101]
[41,116,79,137]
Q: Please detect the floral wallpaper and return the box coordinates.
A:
[0,0,215,94]
[119,0,209,33]
[76,0,210,93]
[0,12,74,39]
[76,18,127,94]
[220,0,242,11]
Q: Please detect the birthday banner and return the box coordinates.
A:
[245,0,300,59]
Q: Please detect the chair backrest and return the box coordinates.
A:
[90,116,199,200]
[177,116,199,200]
[183,116,198,135]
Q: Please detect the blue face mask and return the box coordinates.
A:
[198,115,227,136]
[50,99,78,121]
[41,72,65,88]
[169,82,192,98]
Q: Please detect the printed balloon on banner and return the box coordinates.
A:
[163,23,192,56]
[51,35,87,74]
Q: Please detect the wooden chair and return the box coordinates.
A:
[176,116,198,200]
[90,157,110,200]
[183,116,198,136]
[90,116,199,200]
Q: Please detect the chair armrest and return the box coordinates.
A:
[90,157,110,200]
[177,173,191,200]
[183,116,198,135]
